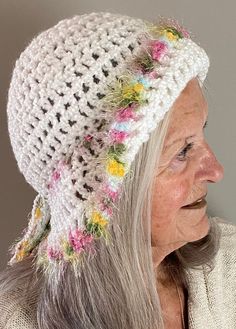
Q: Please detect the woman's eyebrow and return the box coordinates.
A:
[164,117,208,151]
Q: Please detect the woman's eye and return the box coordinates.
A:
[176,142,194,161]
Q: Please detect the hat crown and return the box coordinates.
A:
[7,12,146,196]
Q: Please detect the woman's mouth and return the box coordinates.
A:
[181,198,207,209]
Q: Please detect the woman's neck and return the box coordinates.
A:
[156,277,188,329]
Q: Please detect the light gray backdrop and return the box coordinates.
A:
[0,0,235,270]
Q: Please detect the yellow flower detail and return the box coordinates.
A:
[133,83,144,93]
[15,240,30,261]
[165,30,178,41]
[91,211,108,227]
[61,239,74,255]
[122,83,144,98]
[35,207,42,220]
[123,85,135,99]
[62,239,78,262]
[106,159,125,177]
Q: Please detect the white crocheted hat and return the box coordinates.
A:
[6,12,209,274]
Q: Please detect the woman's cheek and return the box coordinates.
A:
[154,158,192,208]
[170,182,189,209]
[155,174,188,210]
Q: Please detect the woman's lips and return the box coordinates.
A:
[181,198,207,209]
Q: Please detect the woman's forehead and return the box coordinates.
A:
[164,78,208,149]
[173,78,207,113]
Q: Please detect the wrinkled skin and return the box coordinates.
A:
[151,78,224,269]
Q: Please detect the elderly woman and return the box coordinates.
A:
[0,11,235,329]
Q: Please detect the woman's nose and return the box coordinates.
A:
[198,143,224,183]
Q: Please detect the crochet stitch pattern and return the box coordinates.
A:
[6,12,209,278]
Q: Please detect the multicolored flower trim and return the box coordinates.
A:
[9,194,50,263]
[148,17,190,40]
[43,17,191,264]
[83,19,191,241]
[46,228,96,262]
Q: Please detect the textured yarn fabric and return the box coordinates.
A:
[6,12,210,273]
[1,216,236,329]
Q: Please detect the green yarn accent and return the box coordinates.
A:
[106,151,126,166]
[86,221,107,239]
[104,74,147,109]
[83,140,92,148]
[14,221,51,259]
[146,20,185,40]
[30,221,51,250]
[133,52,155,73]
[108,143,126,158]
[165,27,183,39]
[64,243,74,256]
[119,92,146,108]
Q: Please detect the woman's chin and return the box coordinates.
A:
[187,213,210,242]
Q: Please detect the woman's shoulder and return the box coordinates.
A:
[213,216,236,231]
[211,216,236,268]
[213,216,236,244]
[187,217,236,328]
[0,287,38,329]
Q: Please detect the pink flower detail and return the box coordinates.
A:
[84,135,93,141]
[146,70,159,79]
[102,183,120,201]
[48,247,63,260]
[52,170,60,181]
[57,160,67,170]
[181,29,190,38]
[99,202,113,216]
[151,41,168,61]
[105,207,113,216]
[69,229,94,253]
[47,160,67,190]
[115,104,139,122]
[109,129,130,143]
[48,170,61,189]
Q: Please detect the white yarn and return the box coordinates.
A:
[6,12,209,270]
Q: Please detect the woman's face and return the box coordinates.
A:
[151,78,224,264]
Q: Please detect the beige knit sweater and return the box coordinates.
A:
[1,217,236,329]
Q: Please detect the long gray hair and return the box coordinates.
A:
[0,84,221,329]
